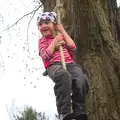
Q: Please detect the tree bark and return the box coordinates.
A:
[40,0,120,119]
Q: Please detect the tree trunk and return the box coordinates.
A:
[40,0,120,119]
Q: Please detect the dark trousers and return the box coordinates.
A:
[47,62,89,116]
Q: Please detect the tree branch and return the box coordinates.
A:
[2,4,42,32]
[26,10,36,60]
[0,14,4,30]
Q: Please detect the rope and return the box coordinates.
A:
[54,0,73,113]
[54,1,66,70]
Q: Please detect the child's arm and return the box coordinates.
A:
[56,24,76,50]
[47,38,57,53]
[47,34,65,52]
[39,38,56,61]
[38,38,52,61]
[39,35,64,61]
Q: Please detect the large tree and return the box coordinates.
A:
[39,0,120,120]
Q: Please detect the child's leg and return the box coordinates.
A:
[67,63,90,117]
[47,64,72,116]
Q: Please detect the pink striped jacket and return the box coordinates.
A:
[38,36,76,69]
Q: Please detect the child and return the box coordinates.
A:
[37,12,89,120]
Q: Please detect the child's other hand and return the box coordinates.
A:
[56,24,65,33]
[56,41,65,49]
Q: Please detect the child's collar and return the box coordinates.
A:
[44,35,55,39]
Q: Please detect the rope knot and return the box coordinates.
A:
[54,4,63,12]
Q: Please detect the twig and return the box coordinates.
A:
[26,9,37,60]
[1,4,42,32]
[0,54,5,80]
[0,14,4,31]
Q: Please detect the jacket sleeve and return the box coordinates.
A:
[38,38,53,61]
[66,43,76,51]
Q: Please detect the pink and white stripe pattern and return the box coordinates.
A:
[38,37,76,68]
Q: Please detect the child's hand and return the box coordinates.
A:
[48,34,65,53]
[56,41,65,49]
[55,24,65,33]
[54,33,64,42]
[54,33,65,49]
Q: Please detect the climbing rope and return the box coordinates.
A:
[54,0,73,113]
[54,0,66,70]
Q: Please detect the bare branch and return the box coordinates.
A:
[0,53,5,80]
[26,9,37,60]
[0,14,4,30]
[2,4,42,32]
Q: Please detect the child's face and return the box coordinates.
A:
[38,20,55,37]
